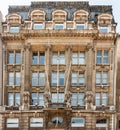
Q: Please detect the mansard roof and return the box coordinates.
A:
[8,1,115,23]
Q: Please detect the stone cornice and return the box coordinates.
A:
[2,30,116,41]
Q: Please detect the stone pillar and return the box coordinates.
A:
[86,43,93,91]
[23,43,30,110]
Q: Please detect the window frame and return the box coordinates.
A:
[99,26,109,33]
[71,117,85,127]
[72,51,85,65]
[33,23,43,30]
[96,118,108,128]
[9,26,20,33]
[32,51,45,65]
[96,50,109,64]
[30,118,43,127]
[76,23,85,30]
[7,118,19,128]
[51,71,65,86]
[54,23,64,30]
[51,93,64,103]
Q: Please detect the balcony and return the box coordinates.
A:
[48,103,66,108]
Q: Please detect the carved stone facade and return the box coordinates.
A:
[0,1,119,130]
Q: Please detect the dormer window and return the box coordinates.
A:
[54,23,64,30]
[76,23,85,30]
[33,23,43,30]
[99,26,108,33]
[9,26,19,33]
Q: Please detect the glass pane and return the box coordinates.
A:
[39,72,45,86]
[99,27,108,33]
[78,93,84,106]
[10,27,19,33]
[39,52,45,64]
[15,72,20,85]
[55,24,64,30]
[102,93,107,106]
[72,52,78,64]
[52,52,58,64]
[39,93,44,106]
[8,51,14,64]
[71,118,85,127]
[52,72,57,86]
[59,72,65,86]
[16,52,21,64]
[59,52,65,64]
[79,52,85,64]
[96,72,101,85]
[32,52,38,64]
[52,93,57,103]
[102,72,108,85]
[9,72,14,85]
[58,93,64,103]
[8,93,14,106]
[32,73,38,86]
[103,51,108,64]
[32,93,37,105]
[71,93,77,106]
[72,72,77,86]
[97,51,102,64]
[52,117,63,124]
[15,93,20,105]
[95,93,100,106]
[33,23,43,30]
[76,24,85,30]
[79,74,85,85]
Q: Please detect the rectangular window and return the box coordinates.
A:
[8,72,21,86]
[32,72,45,86]
[76,24,85,30]
[71,118,85,127]
[32,52,45,65]
[72,52,85,64]
[95,93,108,106]
[71,72,85,86]
[10,27,19,33]
[96,119,108,128]
[51,72,65,86]
[30,118,43,127]
[99,26,108,33]
[54,23,64,30]
[96,51,109,64]
[52,93,64,103]
[32,93,44,106]
[33,23,43,30]
[8,51,21,64]
[96,72,108,85]
[52,51,65,64]
[71,93,84,106]
[8,93,20,106]
[7,118,19,128]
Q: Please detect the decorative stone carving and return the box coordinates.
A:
[85,91,93,110]
[23,91,30,104]
[44,87,51,108]
[65,91,71,108]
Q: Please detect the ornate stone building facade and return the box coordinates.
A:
[0,1,118,130]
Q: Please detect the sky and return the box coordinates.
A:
[0,0,119,33]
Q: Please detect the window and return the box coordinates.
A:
[52,51,65,64]
[54,23,64,30]
[96,51,109,64]
[71,72,85,86]
[32,72,45,86]
[33,23,43,30]
[52,117,63,124]
[71,118,85,127]
[8,93,20,106]
[32,52,45,65]
[7,118,19,128]
[95,93,108,106]
[96,72,108,85]
[52,72,65,86]
[71,93,84,106]
[52,93,64,103]
[30,118,43,127]
[72,52,85,64]
[76,23,85,30]
[32,93,44,106]
[99,26,108,33]
[96,119,108,128]
[8,51,21,64]
[8,72,21,86]
[9,27,19,33]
